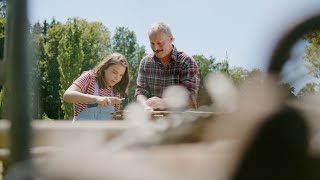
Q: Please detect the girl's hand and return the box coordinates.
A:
[109,97,124,105]
[95,96,112,107]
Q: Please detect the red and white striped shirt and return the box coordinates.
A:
[73,70,120,116]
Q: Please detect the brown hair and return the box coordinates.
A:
[93,53,130,96]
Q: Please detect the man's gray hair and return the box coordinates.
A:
[148,21,173,37]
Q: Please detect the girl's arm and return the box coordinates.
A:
[63,84,123,107]
[63,84,98,104]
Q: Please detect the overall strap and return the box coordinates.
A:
[94,82,99,96]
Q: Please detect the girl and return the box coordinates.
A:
[63,53,130,121]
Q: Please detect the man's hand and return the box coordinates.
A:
[145,97,166,110]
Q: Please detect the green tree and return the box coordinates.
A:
[30,22,46,119]
[297,82,318,98]
[43,21,65,119]
[192,55,250,107]
[304,31,320,78]
[0,16,5,118]
[128,44,146,103]
[112,27,137,60]
[243,68,265,84]
[228,66,249,86]
[79,20,111,71]
[215,60,230,74]
[193,55,216,106]
[58,18,84,119]
[0,16,4,60]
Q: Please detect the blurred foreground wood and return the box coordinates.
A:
[0,105,319,180]
[0,120,135,161]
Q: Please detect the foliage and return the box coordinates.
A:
[0,16,4,60]
[43,21,65,119]
[193,55,216,106]
[29,22,46,119]
[79,20,111,71]
[304,31,320,78]
[215,60,230,74]
[58,19,84,119]
[228,67,249,85]
[0,16,5,117]
[127,44,146,103]
[297,82,318,98]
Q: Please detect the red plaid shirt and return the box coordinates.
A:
[73,70,120,116]
[135,46,200,108]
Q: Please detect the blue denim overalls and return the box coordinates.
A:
[74,82,115,121]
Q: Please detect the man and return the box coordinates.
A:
[135,21,200,111]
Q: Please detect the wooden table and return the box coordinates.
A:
[0,110,216,161]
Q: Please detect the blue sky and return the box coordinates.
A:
[28,0,320,70]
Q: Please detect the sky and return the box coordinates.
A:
[28,0,320,71]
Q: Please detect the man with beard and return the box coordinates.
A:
[135,22,200,111]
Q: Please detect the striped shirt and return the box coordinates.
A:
[73,70,120,116]
[135,46,200,108]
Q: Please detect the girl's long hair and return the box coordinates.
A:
[93,53,130,96]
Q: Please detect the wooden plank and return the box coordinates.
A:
[0,120,134,148]
[0,120,135,161]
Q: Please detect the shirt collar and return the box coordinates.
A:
[170,45,180,63]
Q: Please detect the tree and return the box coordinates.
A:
[193,55,216,106]
[304,32,320,78]
[243,68,265,85]
[215,60,230,74]
[43,21,65,119]
[0,16,4,60]
[229,66,249,86]
[79,20,111,71]
[58,18,84,119]
[30,22,46,119]
[128,44,146,103]
[193,55,250,107]
[0,16,5,118]
[297,82,318,98]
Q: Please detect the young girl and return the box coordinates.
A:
[63,53,130,121]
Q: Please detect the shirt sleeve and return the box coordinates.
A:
[73,71,92,93]
[135,57,151,98]
[181,57,200,108]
